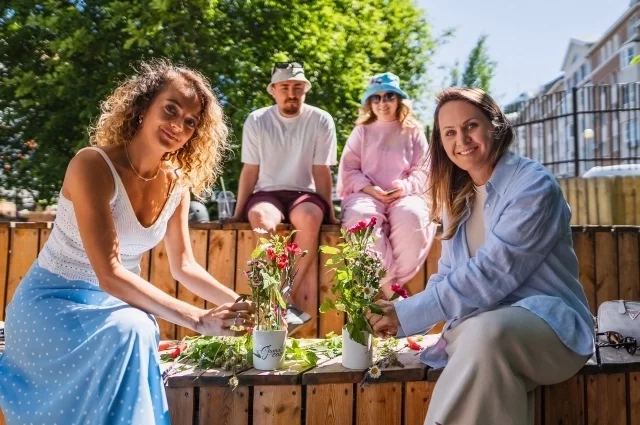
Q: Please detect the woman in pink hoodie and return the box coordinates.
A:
[337,72,437,298]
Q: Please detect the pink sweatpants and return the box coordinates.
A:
[341,193,437,296]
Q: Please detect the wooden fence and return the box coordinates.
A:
[1,222,639,338]
[1,222,640,424]
[558,176,640,225]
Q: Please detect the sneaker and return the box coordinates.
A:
[284,304,311,336]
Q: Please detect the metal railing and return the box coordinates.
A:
[508,84,640,177]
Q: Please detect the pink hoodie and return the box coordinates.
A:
[337,120,428,199]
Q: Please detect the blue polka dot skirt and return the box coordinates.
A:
[0,261,171,425]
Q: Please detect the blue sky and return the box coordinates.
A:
[417,0,630,106]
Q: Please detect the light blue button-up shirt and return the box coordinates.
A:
[395,152,595,368]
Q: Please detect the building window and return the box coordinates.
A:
[621,45,636,68]
[628,15,639,40]
[623,84,636,106]
[615,34,620,50]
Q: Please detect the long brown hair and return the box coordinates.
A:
[356,97,423,129]
[429,87,515,239]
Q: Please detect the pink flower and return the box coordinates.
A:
[266,247,277,260]
[368,216,377,227]
[285,242,302,255]
[277,254,288,270]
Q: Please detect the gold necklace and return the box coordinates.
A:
[124,143,160,182]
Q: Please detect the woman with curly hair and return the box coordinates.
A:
[337,72,437,298]
[0,59,254,424]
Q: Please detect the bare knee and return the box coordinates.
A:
[289,203,323,231]
[247,203,281,230]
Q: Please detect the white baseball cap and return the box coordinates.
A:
[267,62,312,95]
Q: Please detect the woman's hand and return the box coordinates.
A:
[366,299,401,338]
[196,301,255,336]
[363,185,395,204]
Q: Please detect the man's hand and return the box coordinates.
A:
[366,299,401,338]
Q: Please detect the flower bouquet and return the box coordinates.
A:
[319,217,387,369]
[244,228,307,370]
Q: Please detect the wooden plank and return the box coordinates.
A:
[302,355,368,385]
[576,178,589,226]
[253,385,302,425]
[596,178,615,225]
[238,359,315,387]
[636,177,640,225]
[595,231,619,305]
[38,227,51,252]
[587,178,599,224]
[375,349,427,383]
[404,262,426,297]
[425,239,444,334]
[150,240,176,340]
[568,177,580,225]
[586,374,626,425]
[630,372,640,425]
[177,229,208,340]
[5,227,39,309]
[425,239,441,282]
[207,230,237,296]
[318,232,344,338]
[356,382,402,425]
[404,381,434,425]
[0,226,9,321]
[617,231,640,302]
[140,251,151,281]
[198,386,248,425]
[234,230,256,296]
[166,386,195,425]
[534,386,542,425]
[574,230,597,315]
[305,384,353,425]
[294,230,318,338]
[622,176,637,225]
[544,375,584,425]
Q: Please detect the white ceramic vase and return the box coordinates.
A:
[252,329,287,371]
[341,326,373,369]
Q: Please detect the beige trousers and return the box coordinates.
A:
[424,307,589,425]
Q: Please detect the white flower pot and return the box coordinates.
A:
[252,329,287,371]
[342,326,373,369]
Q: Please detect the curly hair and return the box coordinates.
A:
[89,59,229,199]
[355,97,423,130]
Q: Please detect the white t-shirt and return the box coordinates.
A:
[241,104,337,192]
[465,185,487,257]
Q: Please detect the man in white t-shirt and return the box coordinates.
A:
[232,62,338,334]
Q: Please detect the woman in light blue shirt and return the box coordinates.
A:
[368,87,595,425]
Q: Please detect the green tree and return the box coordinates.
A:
[0,0,436,203]
[448,35,496,93]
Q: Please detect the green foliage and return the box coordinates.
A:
[0,0,435,203]
[319,220,386,346]
[448,35,496,93]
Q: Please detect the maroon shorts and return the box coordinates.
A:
[242,190,330,223]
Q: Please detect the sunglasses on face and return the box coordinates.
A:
[597,331,637,355]
[272,62,304,75]
[370,92,397,104]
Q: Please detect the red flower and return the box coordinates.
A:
[368,216,377,227]
[277,254,288,270]
[285,242,302,255]
[170,342,188,359]
[348,220,368,233]
[391,283,408,299]
[266,247,277,260]
[406,337,421,351]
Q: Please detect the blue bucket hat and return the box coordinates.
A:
[361,72,409,105]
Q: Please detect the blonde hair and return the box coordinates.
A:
[89,59,229,199]
[355,97,423,129]
[428,87,515,240]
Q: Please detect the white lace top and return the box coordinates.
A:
[38,147,184,285]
